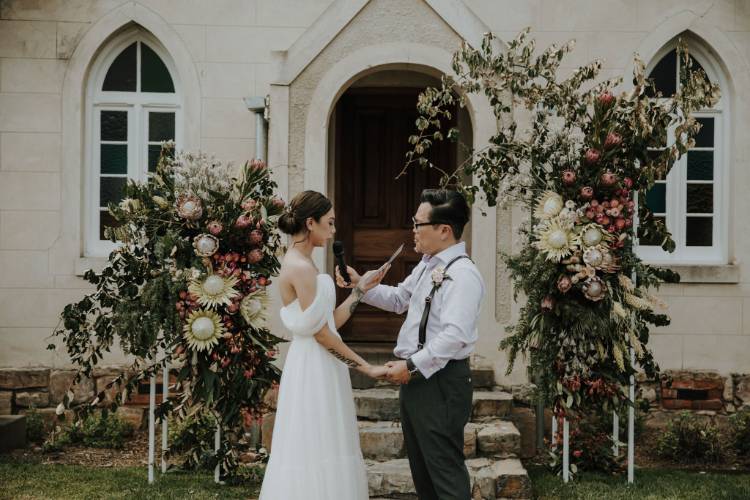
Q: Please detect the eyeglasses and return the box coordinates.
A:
[412,216,447,229]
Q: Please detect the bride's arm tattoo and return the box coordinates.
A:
[328,348,361,368]
[349,287,365,314]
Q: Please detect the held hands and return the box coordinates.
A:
[384,360,411,385]
[365,364,389,380]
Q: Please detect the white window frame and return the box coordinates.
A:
[638,41,729,265]
[85,28,182,257]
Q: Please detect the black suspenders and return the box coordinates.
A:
[417,255,470,351]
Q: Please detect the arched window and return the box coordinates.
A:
[639,39,728,264]
[85,28,181,256]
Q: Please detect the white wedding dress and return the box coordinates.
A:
[259,274,369,500]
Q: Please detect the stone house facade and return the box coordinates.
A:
[0,0,749,415]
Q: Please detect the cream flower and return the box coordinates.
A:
[188,274,240,309]
[534,217,579,262]
[176,193,203,221]
[183,309,224,351]
[192,233,220,257]
[240,290,270,329]
[534,191,564,220]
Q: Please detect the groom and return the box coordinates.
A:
[338,189,485,500]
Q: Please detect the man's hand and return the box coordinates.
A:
[385,360,411,385]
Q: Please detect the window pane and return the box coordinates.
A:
[148,145,161,172]
[99,210,121,240]
[686,184,713,213]
[686,217,712,246]
[100,177,127,207]
[638,216,666,246]
[141,43,175,93]
[687,151,713,180]
[100,111,127,141]
[694,117,714,148]
[645,183,666,214]
[102,42,137,91]
[647,49,676,97]
[148,112,175,142]
[100,144,127,174]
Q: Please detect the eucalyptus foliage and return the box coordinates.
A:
[51,145,285,477]
[405,29,719,473]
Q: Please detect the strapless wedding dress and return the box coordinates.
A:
[259,274,368,500]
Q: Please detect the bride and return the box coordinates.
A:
[259,190,388,500]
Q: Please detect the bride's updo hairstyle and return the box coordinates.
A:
[278,190,333,235]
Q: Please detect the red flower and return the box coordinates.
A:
[248,248,263,264]
[561,169,577,185]
[580,186,594,199]
[573,450,583,458]
[598,91,615,107]
[585,149,601,164]
[604,132,622,149]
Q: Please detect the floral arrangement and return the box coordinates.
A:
[405,30,720,474]
[51,144,285,477]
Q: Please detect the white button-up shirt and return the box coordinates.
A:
[362,241,485,379]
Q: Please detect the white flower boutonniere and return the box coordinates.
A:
[431,266,451,288]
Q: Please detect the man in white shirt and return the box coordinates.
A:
[338,189,485,500]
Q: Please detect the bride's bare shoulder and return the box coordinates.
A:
[279,253,318,284]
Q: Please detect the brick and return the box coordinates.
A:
[691,399,723,411]
[14,391,49,408]
[0,368,49,389]
[49,370,94,404]
[661,399,693,410]
[0,391,12,414]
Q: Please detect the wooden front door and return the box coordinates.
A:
[334,88,456,343]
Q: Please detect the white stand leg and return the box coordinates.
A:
[214,424,221,483]
[551,415,558,450]
[148,374,156,484]
[628,347,635,484]
[161,363,168,474]
[562,418,570,483]
[613,411,619,456]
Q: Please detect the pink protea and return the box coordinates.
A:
[249,159,267,171]
[557,275,573,294]
[623,177,634,189]
[561,169,577,185]
[235,214,252,228]
[249,229,264,246]
[584,149,601,165]
[604,132,622,149]
[541,295,556,313]
[598,91,615,107]
[207,220,223,236]
[580,186,594,199]
[248,248,263,264]
[600,171,617,186]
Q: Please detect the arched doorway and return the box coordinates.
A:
[330,69,473,345]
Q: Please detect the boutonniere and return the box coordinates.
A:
[431,266,451,288]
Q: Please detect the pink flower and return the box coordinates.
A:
[600,171,617,186]
[623,177,634,189]
[557,275,573,294]
[580,186,594,199]
[249,229,264,246]
[598,91,615,107]
[241,199,258,211]
[207,220,223,236]
[235,214,252,228]
[561,170,577,185]
[585,149,601,164]
[573,450,583,458]
[604,132,622,149]
[248,249,263,264]
[541,295,556,312]
[249,159,266,171]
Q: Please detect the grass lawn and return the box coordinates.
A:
[0,457,259,500]
[2,457,750,499]
[529,465,750,500]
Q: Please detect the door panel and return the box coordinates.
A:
[334,88,456,343]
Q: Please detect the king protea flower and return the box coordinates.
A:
[534,191,564,220]
[534,217,579,262]
[189,274,240,309]
[240,289,269,329]
[183,309,224,351]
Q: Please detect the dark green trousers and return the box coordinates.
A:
[399,358,473,500]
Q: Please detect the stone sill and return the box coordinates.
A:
[75,257,108,277]
[657,264,740,284]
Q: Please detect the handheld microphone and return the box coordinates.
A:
[332,241,351,284]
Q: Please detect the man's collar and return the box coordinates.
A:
[421,241,466,266]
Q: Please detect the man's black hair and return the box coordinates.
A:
[420,189,470,240]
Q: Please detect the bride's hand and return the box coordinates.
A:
[335,266,361,288]
[366,364,388,380]
[357,264,391,293]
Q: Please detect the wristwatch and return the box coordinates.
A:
[406,357,421,378]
